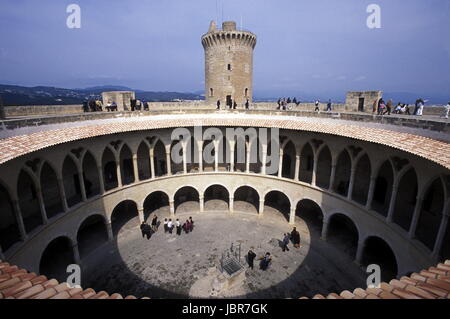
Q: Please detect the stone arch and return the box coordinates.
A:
[393,167,418,231]
[326,212,359,258]
[360,236,398,281]
[143,191,170,221]
[119,143,135,185]
[40,162,63,219]
[82,151,100,198]
[372,160,394,217]
[233,185,260,214]
[281,140,296,179]
[62,155,82,207]
[295,199,324,235]
[332,149,352,196]
[415,177,446,250]
[264,190,291,222]
[316,145,332,189]
[352,154,371,205]
[170,140,184,175]
[39,236,74,282]
[248,137,262,174]
[0,182,21,251]
[76,214,108,258]
[137,141,151,180]
[174,186,200,214]
[17,169,42,233]
[299,143,314,184]
[102,146,118,191]
[204,184,230,212]
[153,139,167,177]
[111,200,139,237]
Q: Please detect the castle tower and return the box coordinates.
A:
[202,21,257,107]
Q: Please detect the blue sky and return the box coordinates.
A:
[0,0,449,99]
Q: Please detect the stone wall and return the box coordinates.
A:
[4,104,84,117]
[345,91,383,112]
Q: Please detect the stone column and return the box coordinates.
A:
[408,196,424,239]
[197,140,204,173]
[182,143,188,174]
[432,204,449,259]
[116,161,123,188]
[214,142,219,172]
[199,196,204,213]
[138,207,145,223]
[149,148,155,178]
[386,180,399,223]
[229,141,235,172]
[72,243,81,265]
[355,239,365,265]
[229,196,234,213]
[294,154,300,181]
[289,207,296,225]
[13,200,27,241]
[106,222,114,241]
[169,200,175,216]
[328,163,337,191]
[321,220,329,241]
[277,149,283,178]
[347,168,356,200]
[57,178,69,212]
[165,146,172,176]
[97,165,105,195]
[311,153,318,186]
[365,176,377,210]
[36,187,48,224]
[77,168,87,202]
[261,146,267,175]
[259,199,265,215]
[245,144,251,173]
[132,154,139,183]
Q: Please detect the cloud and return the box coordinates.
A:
[354,75,367,81]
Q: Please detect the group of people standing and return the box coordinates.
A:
[139,215,195,239]
[216,99,250,110]
[373,98,427,116]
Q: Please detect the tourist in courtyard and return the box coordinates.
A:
[189,216,194,232]
[314,100,320,112]
[377,99,386,115]
[168,219,174,234]
[151,215,158,232]
[247,249,256,269]
[259,252,272,270]
[416,98,425,116]
[233,100,237,109]
[163,218,168,233]
[217,100,221,110]
[183,219,191,233]
[326,99,332,112]
[383,99,393,115]
[144,223,152,240]
[245,99,250,109]
[291,227,301,248]
[140,221,147,238]
[282,233,290,252]
[176,219,182,236]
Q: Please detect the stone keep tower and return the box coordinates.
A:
[202,21,257,107]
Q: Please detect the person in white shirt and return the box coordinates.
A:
[441,102,450,119]
[168,219,174,234]
[163,218,168,233]
[176,219,182,236]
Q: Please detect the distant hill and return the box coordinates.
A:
[0,84,204,106]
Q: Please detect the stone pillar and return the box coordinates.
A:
[199,196,204,213]
[311,153,318,186]
[355,239,365,265]
[229,196,234,213]
[149,148,155,178]
[321,220,329,241]
[13,200,27,241]
[289,207,296,225]
[106,222,114,241]
[408,196,424,239]
[169,200,175,216]
[77,168,87,202]
[432,203,449,259]
[197,141,204,173]
[294,154,300,181]
[165,146,172,176]
[132,154,139,182]
[261,146,267,175]
[36,188,48,224]
[116,161,123,188]
[229,141,235,172]
[259,199,265,215]
[72,243,81,265]
[386,181,399,223]
[245,145,251,173]
[138,207,145,223]
[347,168,356,200]
[365,176,377,210]
[57,178,69,212]
[328,163,337,191]
[97,165,105,195]
[214,142,219,172]
[182,143,188,174]
[277,149,283,178]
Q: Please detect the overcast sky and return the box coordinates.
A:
[0,0,449,99]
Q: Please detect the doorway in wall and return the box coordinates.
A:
[358,98,365,112]
[226,95,232,108]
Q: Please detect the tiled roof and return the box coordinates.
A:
[0,116,449,169]
[1,259,449,299]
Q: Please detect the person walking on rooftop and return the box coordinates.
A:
[326,99,332,112]
[217,100,221,110]
[314,100,320,112]
[416,99,425,116]
[245,99,250,110]
[441,102,450,119]
[247,249,256,269]
[384,99,393,115]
